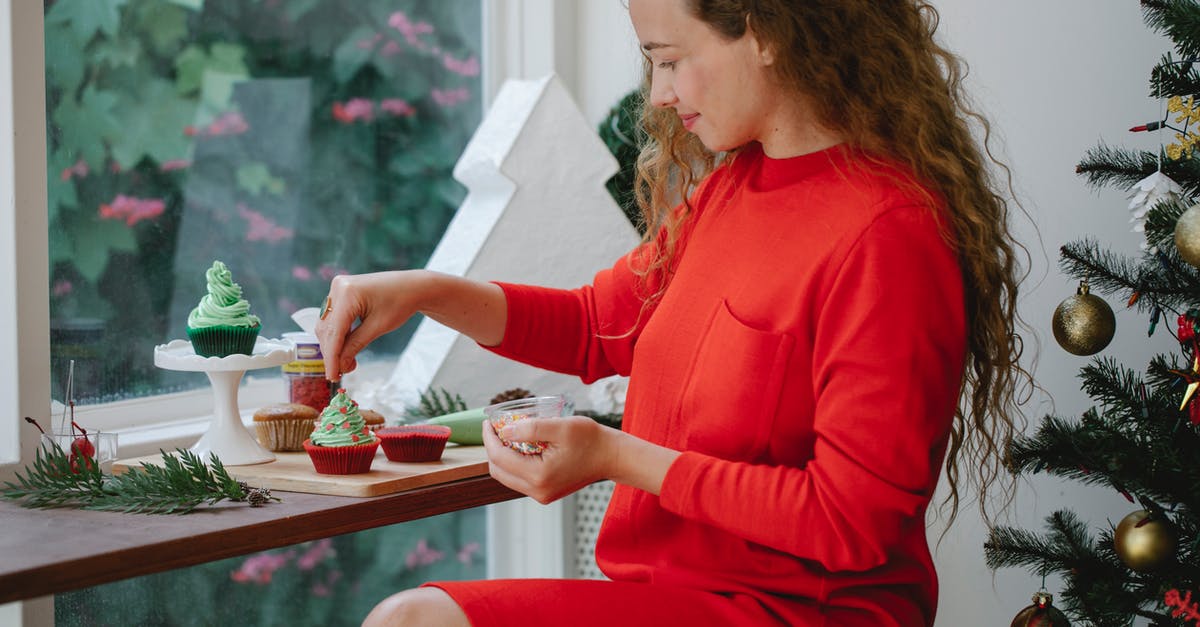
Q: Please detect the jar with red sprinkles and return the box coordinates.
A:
[282,332,337,411]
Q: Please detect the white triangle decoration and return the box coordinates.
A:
[360,74,639,416]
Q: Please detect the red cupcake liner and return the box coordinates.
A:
[376,425,451,462]
[302,438,379,474]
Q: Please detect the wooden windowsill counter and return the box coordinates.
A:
[0,475,520,604]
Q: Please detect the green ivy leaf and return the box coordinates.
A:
[175,43,249,96]
[135,2,190,55]
[73,218,138,283]
[46,149,84,221]
[284,0,322,21]
[165,0,203,9]
[46,0,128,42]
[110,79,197,169]
[44,23,87,95]
[332,26,377,84]
[48,227,74,267]
[93,36,142,70]
[236,162,286,197]
[52,87,122,166]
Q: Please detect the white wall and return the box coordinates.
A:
[567,1,1171,624]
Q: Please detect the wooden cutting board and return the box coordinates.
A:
[112,444,490,498]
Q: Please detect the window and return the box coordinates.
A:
[44,0,483,440]
[42,0,489,622]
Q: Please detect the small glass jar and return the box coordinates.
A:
[282,332,337,411]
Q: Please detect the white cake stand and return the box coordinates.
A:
[154,338,296,465]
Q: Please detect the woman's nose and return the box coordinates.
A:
[648,74,676,108]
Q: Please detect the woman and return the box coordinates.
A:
[318,0,1029,624]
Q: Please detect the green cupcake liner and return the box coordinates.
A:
[187,324,261,357]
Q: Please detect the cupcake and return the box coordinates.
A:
[360,408,386,432]
[186,260,262,357]
[303,388,379,474]
[376,425,452,462]
[253,402,319,452]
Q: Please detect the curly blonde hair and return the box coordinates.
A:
[633,0,1032,529]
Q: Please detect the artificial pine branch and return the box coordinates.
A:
[1141,1,1200,60]
[1079,357,1147,418]
[405,387,468,420]
[1,446,276,514]
[1075,144,1161,191]
[1060,240,1200,311]
[1151,52,1200,99]
[1143,197,1190,252]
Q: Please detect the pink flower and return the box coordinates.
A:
[230,550,294,585]
[431,87,470,108]
[98,195,166,226]
[381,40,402,57]
[310,570,342,597]
[387,11,434,50]
[52,279,73,297]
[159,159,190,172]
[318,264,347,281]
[442,54,480,77]
[60,159,88,181]
[203,111,250,137]
[296,538,335,571]
[456,542,481,565]
[332,98,374,124]
[238,203,294,243]
[404,539,445,569]
[292,265,312,280]
[380,99,416,117]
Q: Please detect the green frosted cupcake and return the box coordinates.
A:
[304,388,380,475]
[186,260,262,357]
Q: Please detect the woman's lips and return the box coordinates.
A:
[680,113,699,131]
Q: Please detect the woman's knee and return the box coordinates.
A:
[362,587,469,627]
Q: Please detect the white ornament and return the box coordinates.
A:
[1127,171,1183,234]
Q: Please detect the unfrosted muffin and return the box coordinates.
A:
[376,425,451,462]
[253,402,319,451]
[360,408,386,433]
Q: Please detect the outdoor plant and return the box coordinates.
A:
[45,0,482,399]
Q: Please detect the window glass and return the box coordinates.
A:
[55,509,486,625]
[44,0,482,404]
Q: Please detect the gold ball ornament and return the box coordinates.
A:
[1114,509,1178,572]
[1174,202,1200,269]
[1051,281,1116,356]
[1010,591,1071,627]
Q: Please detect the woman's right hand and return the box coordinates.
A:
[314,270,508,380]
[315,270,424,380]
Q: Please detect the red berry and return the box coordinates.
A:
[71,436,95,458]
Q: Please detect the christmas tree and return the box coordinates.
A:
[984,2,1200,626]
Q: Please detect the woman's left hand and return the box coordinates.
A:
[482,416,620,504]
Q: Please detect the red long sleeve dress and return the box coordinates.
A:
[429,141,967,626]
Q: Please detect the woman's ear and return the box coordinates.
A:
[746,17,775,66]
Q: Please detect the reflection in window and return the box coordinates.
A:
[45,0,482,403]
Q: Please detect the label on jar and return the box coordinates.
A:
[282,359,326,374]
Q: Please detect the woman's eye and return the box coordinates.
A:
[657,61,676,70]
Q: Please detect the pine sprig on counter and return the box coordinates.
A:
[406,387,468,420]
[1,446,276,514]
